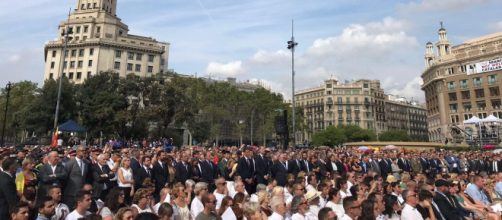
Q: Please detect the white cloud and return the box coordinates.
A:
[387,77,425,102]
[307,17,417,57]
[250,49,289,64]
[398,0,491,13]
[205,61,244,77]
[494,21,502,31]
[7,55,20,63]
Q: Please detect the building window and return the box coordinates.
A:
[148,55,154,62]
[70,61,75,68]
[63,61,67,69]
[449,104,457,113]
[492,99,501,109]
[96,26,101,33]
[84,25,88,33]
[50,62,55,69]
[87,3,91,9]
[76,72,82,79]
[489,75,498,85]
[490,87,500,97]
[448,92,457,101]
[135,64,141,72]
[81,4,85,10]
[89,48,94,56]
[127,63,133,71]
[79,49,84,57]
[114,62,120,70]
[461,91,470,100]
[64,50,68,57]
[52,50,57,57]
[69,72,74,79]
[147,66,153,73]
[460,80,468,89]
[49,73,53,79]
[62,73,66,78]
[477,101,486,110]
[76,26,81,33]
[88,60,93,67]
[115,50,122,58]
[475,89,485,98]
[78,61,83,68]
[71,49,77,57]
[473,77,483,87]
[128,52,134,60]
[136,53,142,61]
[447,81,455,91]
[87,72,92,78]
[93,3,97,8]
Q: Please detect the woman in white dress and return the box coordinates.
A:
[118,157,135,205]
[325,188,344,219]
[171,183,191,220]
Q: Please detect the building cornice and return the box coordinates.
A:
[45,39,166,55]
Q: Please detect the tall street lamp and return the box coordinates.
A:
[53,10,72,131]
[287,20,298,147]
[1,82,12,147]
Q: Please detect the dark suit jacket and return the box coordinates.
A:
[200,160,217,183]
[301,160,314,173]
[237,157,255,181]
[397,159,411,172]
[271,161,288,187]
[315,160,328,180]
[488,160,502,174]
[254,155,271,184]
[0,171,19,220]
[289,159,303,175]
[37,163,66,202]
[134,166,152,189]
[379,160,390,178]
[152,161,169,191]
[130,158,141,172]
[174,162,191,184]
[64,158,89,206]
[433,193,464,220]
[91,163,115,199]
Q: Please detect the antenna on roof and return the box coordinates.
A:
[440,21,443,29]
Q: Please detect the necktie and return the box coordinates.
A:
[79,160,84,176]
[494,161,498,172]
[146,167,150,176]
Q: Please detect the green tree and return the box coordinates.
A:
[0,81,38,142]
[23,78,77,135]
[379,130,411,141]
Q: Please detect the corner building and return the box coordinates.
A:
[43,0,170,83]
[421,25,502,143]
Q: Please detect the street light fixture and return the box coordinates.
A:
[287,20,298,148]
[1,82,12,147]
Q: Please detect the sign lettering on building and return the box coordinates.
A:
[470,57,502,75]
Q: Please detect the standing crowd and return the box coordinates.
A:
[1,143,502,220]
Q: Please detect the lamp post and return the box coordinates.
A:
[1,82,12,147]
[53,10,72,131]
[287,20,298,148]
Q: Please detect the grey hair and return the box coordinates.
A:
[243,201,260,217]
[290,196,303,214]
[402,189,409,201]
[269,196,285,212]
[194,182,208,195]
[256,184,267,192]
[97,154,106,160]
[185,179,195,187]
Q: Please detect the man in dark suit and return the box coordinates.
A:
[130,149,142,172]
[0,157,19,220]
[254,147,271,185]
[152,151,169,202]
[175,153,191,184]
[301,152,313,174]
[37,151,67,205]
[92,154,115,200]
[489,155,501,174]
[379,156,390,179]
[397,154,411,173]
[217,150,230,178]
[433,179,464,220]
[271,153,289,187]
[289,152,303,176]
[200,151,217,192]
[135,155,152,189]
[63,146,90,210]
[237,147,256,194]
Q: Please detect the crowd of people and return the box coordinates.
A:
[1,143,502,220]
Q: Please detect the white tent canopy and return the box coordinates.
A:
[464,116,481,124]
[481,114,502,123]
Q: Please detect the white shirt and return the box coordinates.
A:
[325,201,344,218]
[214,191,226,210]
[392,192,404,204]
[400,203,423,220]
[268,212,285,220]
[190,197,204,219]
[306,184,316,193]
[65,210,90,220]
[340,214,353,220]
[118,167,133,187]
[307,205,320,218]
[51,203,70,220]
[291,213,306,220]
[340,190,352,199]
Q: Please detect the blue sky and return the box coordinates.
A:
[1,0,502,101]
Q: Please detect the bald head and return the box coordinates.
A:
[48,151,59,165]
